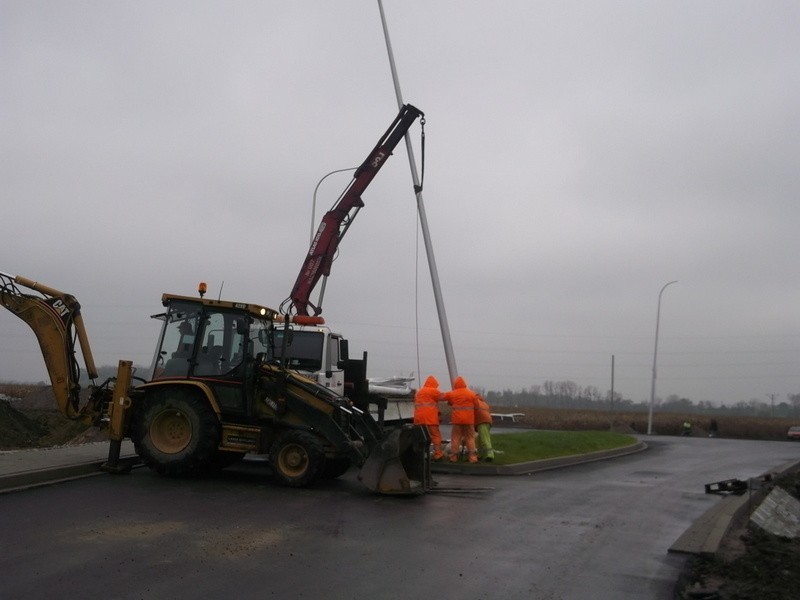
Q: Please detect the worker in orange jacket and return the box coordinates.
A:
[414,375,445,460]
[475,395,495,461]
[443,376,479,463]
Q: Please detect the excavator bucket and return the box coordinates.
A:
[358,424,431,495]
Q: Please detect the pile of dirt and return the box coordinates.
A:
[678,472,800,599]
[0,384,95,449]
[0,399,49,448]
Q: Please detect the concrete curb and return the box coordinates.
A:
[431,440,648,476]
[669,458,800,556]
[0,455,141,495]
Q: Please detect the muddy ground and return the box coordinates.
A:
[677,471,800,600]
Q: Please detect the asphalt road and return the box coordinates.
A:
[1,435,798,600]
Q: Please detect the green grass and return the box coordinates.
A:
[488,430,637,465]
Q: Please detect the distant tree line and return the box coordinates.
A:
[478,380,800,419]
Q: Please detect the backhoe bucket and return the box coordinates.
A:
[358,424,431,495]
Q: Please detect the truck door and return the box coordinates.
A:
[324,334,345,396]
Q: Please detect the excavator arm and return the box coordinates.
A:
[0,272,99,418]
[285,104,424,317]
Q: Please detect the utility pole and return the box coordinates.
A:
[609,354,615,430]
[766,393,777,417]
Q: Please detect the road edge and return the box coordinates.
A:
[0,455,142,495]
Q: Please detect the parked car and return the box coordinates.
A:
[788,426,800,440]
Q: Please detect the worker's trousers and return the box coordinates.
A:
[449,424,478,463]
[476,422,494,460]
[426,424,444,459]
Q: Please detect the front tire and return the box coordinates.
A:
[270,430,325,487]
[132,388,220,477]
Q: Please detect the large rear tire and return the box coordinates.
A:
[132,389,220,477]
[270,430,325,487]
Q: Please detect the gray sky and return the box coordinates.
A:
[2,2,798,406]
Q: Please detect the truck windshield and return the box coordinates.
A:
[272,329,324,371]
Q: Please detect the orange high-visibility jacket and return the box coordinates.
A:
[444,376,478,425]
[475,396,492,426]
[413,375,442,425]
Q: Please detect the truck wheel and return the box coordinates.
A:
[132,389,220,477]
[270,430,324,487]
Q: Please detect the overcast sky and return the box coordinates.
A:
[2,2,798,406]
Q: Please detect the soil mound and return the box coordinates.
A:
[0,385,95,449]
[0,399,49,449]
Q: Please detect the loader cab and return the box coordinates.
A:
[149,297,275,415]
[270,324,345,397]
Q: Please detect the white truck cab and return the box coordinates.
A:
[271,323,345,395]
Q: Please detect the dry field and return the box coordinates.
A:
[491,405,799,441]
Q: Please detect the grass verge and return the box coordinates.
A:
[488,430,638,465]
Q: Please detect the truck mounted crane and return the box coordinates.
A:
[282,103,423,318]
[274,105,424,405]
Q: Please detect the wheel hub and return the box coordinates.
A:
[150,410,192,454]
[279,444,308,475]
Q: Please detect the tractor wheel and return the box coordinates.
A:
[270,430,325,487]
[132,389,220,477]
[319,456,352,480]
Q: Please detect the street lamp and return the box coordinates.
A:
[310,167,357,246]
[647,280,678,435]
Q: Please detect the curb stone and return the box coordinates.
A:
[431,440,648,476]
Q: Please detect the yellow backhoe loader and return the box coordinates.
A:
[0,272,430,495]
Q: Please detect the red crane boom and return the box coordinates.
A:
[285,104,424,317]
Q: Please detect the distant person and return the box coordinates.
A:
[413,376,445,461]
[475,395,495,462]
[682,421,692,436]
[708,419,718,438]
[443,376,479,464]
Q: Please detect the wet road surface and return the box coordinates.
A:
[1,435,798,599]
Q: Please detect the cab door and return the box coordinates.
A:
[194,309,249,416]
[323,333,345,396]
